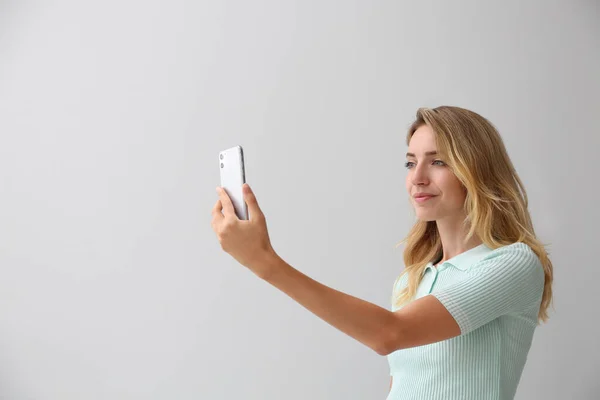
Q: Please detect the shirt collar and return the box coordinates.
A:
[423,243,493,274]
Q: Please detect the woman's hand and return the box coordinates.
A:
[211,183,278,279]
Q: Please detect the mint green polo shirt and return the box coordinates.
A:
[386,242,545,400]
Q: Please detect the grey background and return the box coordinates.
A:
[0,0,598,399]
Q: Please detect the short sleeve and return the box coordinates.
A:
[430,243,545,335]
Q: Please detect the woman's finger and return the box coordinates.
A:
[216,187,235,216]
[212,199,224,220]
[242,184,264,221]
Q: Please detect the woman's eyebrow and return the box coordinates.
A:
[406,151,438,158]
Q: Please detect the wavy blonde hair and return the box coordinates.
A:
[392,106,554,323]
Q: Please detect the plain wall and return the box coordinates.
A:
[0,0,598,399]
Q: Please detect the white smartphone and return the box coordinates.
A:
[218,145,248,220]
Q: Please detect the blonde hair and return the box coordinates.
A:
[392,106,554,323]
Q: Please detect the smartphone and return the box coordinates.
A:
[218,145,248,220]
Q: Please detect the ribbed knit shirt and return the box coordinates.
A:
[386,242,545,400]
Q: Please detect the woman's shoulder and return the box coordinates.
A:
[479,242,543,275]
[485,241,538,259]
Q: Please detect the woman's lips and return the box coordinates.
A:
[414,195,436,203]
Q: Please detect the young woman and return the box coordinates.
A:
[211,106,554,400]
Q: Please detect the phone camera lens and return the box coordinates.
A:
[220,154,224,160]
[220,163,224,168]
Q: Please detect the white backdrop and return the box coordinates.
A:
[0,1,598,399]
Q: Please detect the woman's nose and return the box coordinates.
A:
[411,165,429,186]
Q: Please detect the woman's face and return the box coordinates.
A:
[405,125,467,222]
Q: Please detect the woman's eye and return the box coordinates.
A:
[404,160,445,169]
